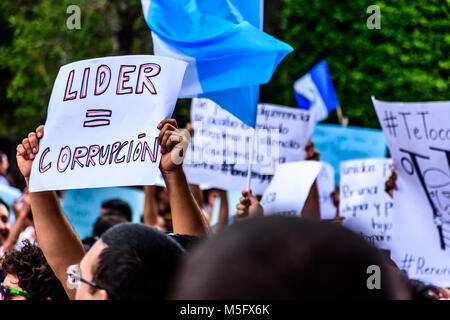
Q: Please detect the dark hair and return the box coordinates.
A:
[93,223,185,300]
[92,213,127,238]
[408,279,441,300]
[173,216,411,299]
[1,240,68,300]
[169,234,204,252]
[101,199,132,222]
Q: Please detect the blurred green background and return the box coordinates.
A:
[0,0,448,136]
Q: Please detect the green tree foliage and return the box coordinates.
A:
[0,0,152,136]
[0,1,448,135]
[262,0,449,128]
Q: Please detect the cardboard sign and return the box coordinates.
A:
[184,99,315,194]
[29,55,187,191]
[339,158,394,250]
[373,97,450,286]
[261,161,323,216]
[311,124,387,184]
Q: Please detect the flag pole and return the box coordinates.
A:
[246,128,256,191]
[245,0,264,192]
[336,106,348,127]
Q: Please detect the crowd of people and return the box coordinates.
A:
[0,119,449,300]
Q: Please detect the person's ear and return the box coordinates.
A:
[93,289,110,300]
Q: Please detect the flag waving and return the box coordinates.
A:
[141,0,293,127]
[294,60,340,123]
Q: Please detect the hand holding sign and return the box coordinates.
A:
[29,55,187,191]
[16,125,44,183]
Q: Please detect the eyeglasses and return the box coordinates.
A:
[0,282,30,300]
[66,264,115,299]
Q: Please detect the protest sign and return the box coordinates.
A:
[184,99,315,195]
[61,186,145,239]
[373,97,450,286]
[261,161,323,216]
[29,55,187,192]
[339,158,393,250]
[311,124,387,184]
[316,162,337,220]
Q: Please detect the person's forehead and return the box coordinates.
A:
[80,239,107,277]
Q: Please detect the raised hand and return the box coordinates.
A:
[157,119,191,174]
[235,189,263,221]
[16,125,44,182]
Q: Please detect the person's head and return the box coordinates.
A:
[0,198,10,246]
[1,240,68,300]
[172,216,412,299]
[100,199,132,222]
[72,223,184,300]
[0,151,9,176]
[92,213,127,238]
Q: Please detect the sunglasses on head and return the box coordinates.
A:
[0,282,30,300]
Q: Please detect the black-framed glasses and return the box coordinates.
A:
[0,282,30,300]
[66,264,115,299]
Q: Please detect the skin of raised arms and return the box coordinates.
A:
[157,119,210,236]
[16,125,85,300]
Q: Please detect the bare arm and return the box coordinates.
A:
[16,126,85,300]
[158,119,210,236]
[142,185,159,226]
[215,190,229,232]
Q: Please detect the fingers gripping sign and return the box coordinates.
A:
[157,119,191,172]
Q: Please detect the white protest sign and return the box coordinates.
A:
[183,99,315,195]
[373,97,450,286]
[29,55,187,191]
[316,162,337,220]
[339,158,393,250]
[261,161,323,216]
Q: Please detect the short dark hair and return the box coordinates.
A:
[92,213,127,238]
[1,240,68,300]
[101,199,132,221]
[93,223,185,300]
[173,216,411,299]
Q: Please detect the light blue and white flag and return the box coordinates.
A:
[294,60,339,123]
[141,0,293,127]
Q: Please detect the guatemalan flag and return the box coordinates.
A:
[141,0,293,127]
[294,60,339,123]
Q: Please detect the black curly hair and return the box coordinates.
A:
[0,240,68,300]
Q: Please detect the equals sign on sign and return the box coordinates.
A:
[83,109,112,128]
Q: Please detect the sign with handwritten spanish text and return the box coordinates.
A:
[184,99,315,195]
[261,161,323,216]
[339,158,393,250]
[373,97,450,287]
[29,55,187,192]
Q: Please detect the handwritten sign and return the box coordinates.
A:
[311,124,387,184]
[339,158,393,250]
[184,99,315,195]
[29,55,187,192]
[373,98,450,287]
[261,161,323,216]
[316,162,337,220]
